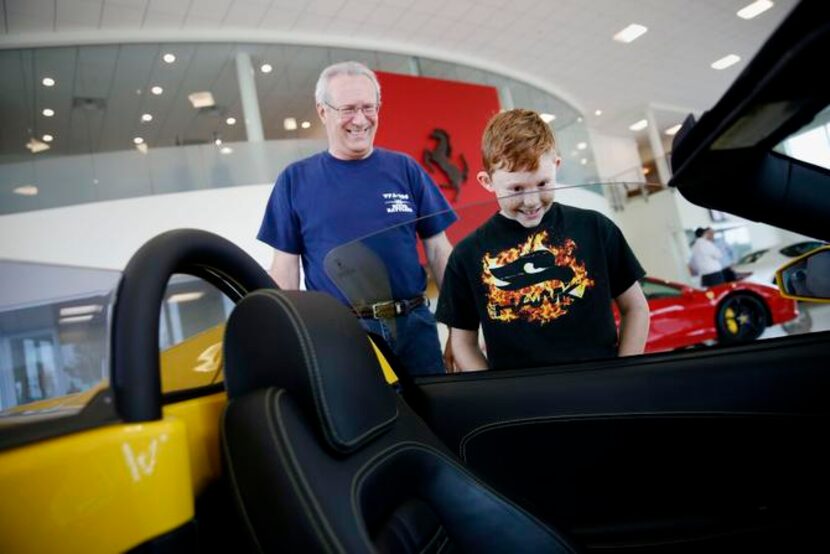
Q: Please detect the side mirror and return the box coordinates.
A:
[775,246,830,303]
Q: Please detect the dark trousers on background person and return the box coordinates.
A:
[701,270,727,287]
[359,305,445,377]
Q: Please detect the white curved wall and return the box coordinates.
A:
[0,184,276,270]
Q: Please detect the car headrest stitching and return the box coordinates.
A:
[264,291,346,450]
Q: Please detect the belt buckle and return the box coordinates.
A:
[371,301,396,319]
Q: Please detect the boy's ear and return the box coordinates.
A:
[477,171,494,192]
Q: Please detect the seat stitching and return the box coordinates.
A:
[269,388,345,553]
[264,291,398,450]
[348,442,424,550]
[264,292,335,444]
[220,403,265,554]
[418,524,445,554]
[352,442,575,553]
[434,535,450,554]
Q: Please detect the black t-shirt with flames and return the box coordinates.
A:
[436,203,645,370]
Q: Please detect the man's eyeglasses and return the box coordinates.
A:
[324,102,380,119]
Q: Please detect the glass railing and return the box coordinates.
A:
[0,138,327,215]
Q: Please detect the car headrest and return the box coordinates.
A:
[224,290,398,454]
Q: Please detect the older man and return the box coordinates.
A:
[257,61,456,376]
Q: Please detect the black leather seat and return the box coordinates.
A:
[221,290,576,553]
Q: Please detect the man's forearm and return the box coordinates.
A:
[424,233,452,289]
[269,250,300,290]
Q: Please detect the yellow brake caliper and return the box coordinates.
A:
[724,306,739,334]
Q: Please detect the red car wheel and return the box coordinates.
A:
[716,293,768,344]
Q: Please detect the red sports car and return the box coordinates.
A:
[617,277,799,352]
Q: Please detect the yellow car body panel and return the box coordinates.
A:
[371,339,399,385]
[0,418,193,554]
[160,324,225,393]
[163,392,226,495]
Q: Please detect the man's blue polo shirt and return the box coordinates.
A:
[258,148,457,305]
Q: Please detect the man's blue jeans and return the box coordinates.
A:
[359,304,445,377]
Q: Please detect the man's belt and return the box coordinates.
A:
[352,296,426,319]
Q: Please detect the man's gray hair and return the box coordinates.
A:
[314,61,381,105]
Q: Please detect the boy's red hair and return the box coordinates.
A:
[481,109,557,174]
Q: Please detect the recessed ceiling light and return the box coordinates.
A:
[188,91,215,108]
[301,121,311,129]
[168,292,205,303]
[629,119,648,131]
[220,146,233,155]
[141,113,153,122]
[594,109,602,116]
[163,53,176,63]
[226,117,237,125]
[576,142,587,150]
[25,138,50,153]
[580,158,588,165]
[665,124,682,136]
[42,134,54,142]
[737,0,774,19]
[13,185,38,196]
[214,138,223,146]
[261,64,273,74]
[42,108,54,117]
[133,137,144,145]
[151,86,163,95]
[711,54,741,70]
[284,117,298,131]
[540,113,556,123]
[613,24,648,43]
[59,314,94,324]
[42,77,55,87]
[60,304,102,317]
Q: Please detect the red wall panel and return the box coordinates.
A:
[374,71,501,247]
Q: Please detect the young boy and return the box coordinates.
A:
[435,109,650,371]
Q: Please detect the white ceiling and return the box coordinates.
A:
[0,0,799,139]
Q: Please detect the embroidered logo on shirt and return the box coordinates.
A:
[383,192,414,214]
[481,230,594,324]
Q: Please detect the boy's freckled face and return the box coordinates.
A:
[479,151,559,228]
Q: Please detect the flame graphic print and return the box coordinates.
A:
[481,230,594,324]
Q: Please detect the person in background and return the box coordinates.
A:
[257,61,457,377]
[690,227,729,286]
[435,109,650,371]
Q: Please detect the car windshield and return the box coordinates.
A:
[775,106,830,170]
[324,179,826,373]
[780,241,826,257]
[738,249,769,264]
